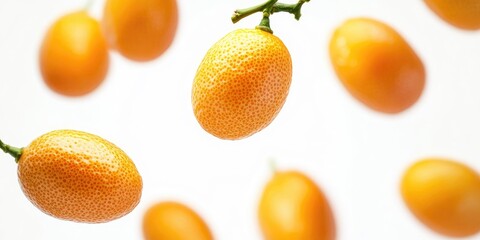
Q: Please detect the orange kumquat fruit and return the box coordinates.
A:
[39,10,109,97]
[12,130,143,223]
[192,28,292,140]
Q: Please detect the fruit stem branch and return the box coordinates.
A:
[231,0,278,24]
[272,0,309,20]
[231,0,310,33]
[0,139,22,163]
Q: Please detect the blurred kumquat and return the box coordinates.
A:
[258,170,336,240]
[39,10,109,97]
[102,0,178,62]
[401,158,480,237]
[143,201,214,240]
[424,0,480,30]
[329,17,425,114]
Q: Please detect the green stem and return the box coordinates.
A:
[256,11,274,33]
[231,0,278,24]
[0,139,23,163]
[272,1,309,20]
[231,0,310,33]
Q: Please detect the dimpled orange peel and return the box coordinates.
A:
[39,10,109,97]
[258,170,336,240]
[401,158,480,237]
[192,0,310,140]
[329,17,425,114]
[424,0,480,30]
[143,201,214,240]
[0,130,142,223]
[192,29,291,140]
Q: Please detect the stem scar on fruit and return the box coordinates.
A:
[231,0,310,33]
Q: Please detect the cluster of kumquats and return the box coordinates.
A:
[1,0,480,239]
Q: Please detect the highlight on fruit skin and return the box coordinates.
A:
[258,170,336,240]
[192,28,292,140]
[329,17,426,114]
[143,201,214,240]
[0,130,143,223]
[39,10,109,97]
[401,158,480,237]
[424,0,480,30]
[102,0,179,62]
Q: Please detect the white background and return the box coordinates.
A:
[0,0,480,239]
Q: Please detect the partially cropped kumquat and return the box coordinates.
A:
[102,0,178,62]
[258,170,336,240]
[0,130,142,223]
[143,201,214,240]
[39,10,109,97]
[401,158,480,237]
[424,0,480,30]
[329,17,426,114]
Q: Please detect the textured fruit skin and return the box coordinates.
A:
[425,0,480,30]
[102,0,178,61]
[258,171,336,240]
[39,11,109,96]
[401,158,480,237]
[192,29,292,140]
[329,18,425,114]
[143,201,213,240]
[17,130,142,223]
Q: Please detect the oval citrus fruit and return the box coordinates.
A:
[192,28,292,140]
[17,130,142,223]
[401,158,480,237]
[102,0,178,61]
[424,0,480,30]
[329,17,425,114]
[258,170,336,240]
[143,201,214,240]
[39,10,109,97]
